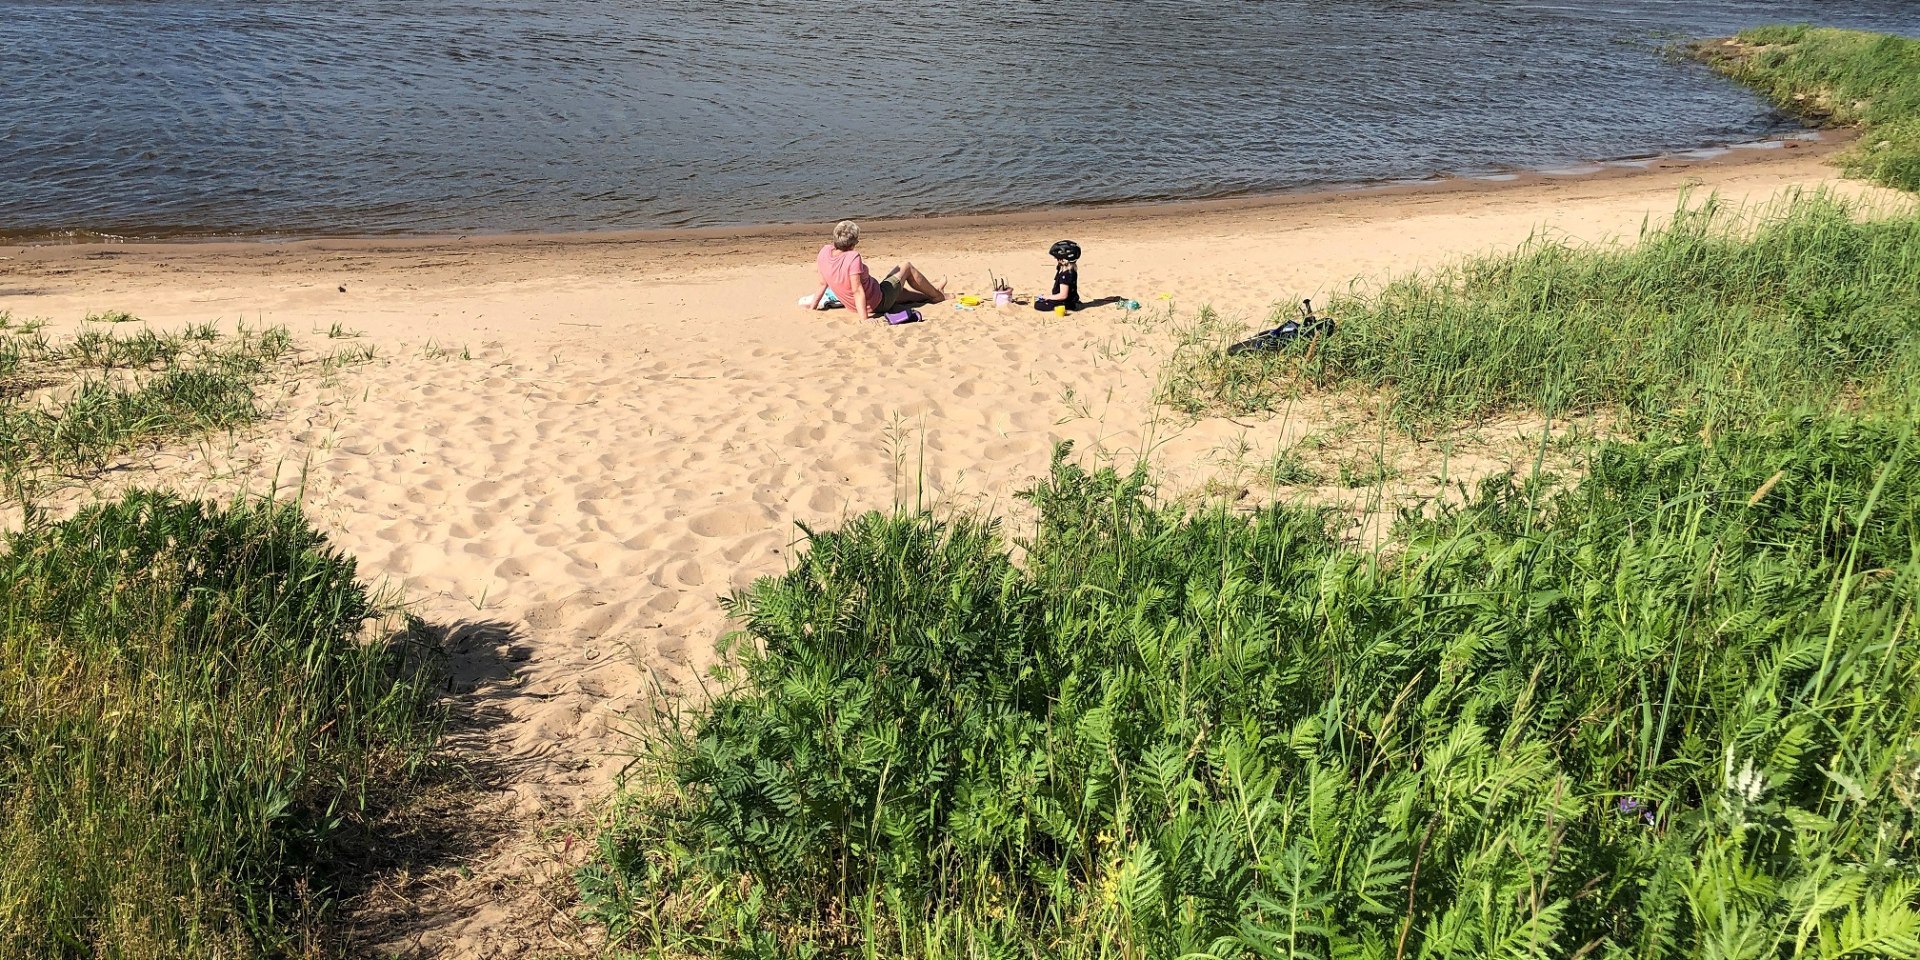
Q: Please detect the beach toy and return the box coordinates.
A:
[957,294,983,307]
[1054,305,1068,317]
[994,289,1012,307]
[1119,299,1141,311]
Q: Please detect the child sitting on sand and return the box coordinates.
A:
[1034,240,1082,313]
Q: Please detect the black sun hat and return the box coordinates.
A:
[1049,239,1082,263]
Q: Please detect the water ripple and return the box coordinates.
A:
[0,0,1914,238]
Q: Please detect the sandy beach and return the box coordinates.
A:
[0,140,1902,957]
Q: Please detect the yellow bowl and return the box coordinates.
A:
[957,294,983,307]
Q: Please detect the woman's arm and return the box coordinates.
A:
[808,285,830,310]
[851,259,874,317]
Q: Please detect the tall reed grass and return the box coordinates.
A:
[585,413,1920,957]
[1162,193,1920,429]
[1699,26,1920,192]
[0,491,439,958]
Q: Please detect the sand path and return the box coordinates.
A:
[0,143,1898,957]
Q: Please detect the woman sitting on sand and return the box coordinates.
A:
[809,220,945,318]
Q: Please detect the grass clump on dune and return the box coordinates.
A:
[0,314,295,481]
[1164,193,1920,428]
[1700,25,1920,192]
[0,491,439,958]
[583,421,1920,957]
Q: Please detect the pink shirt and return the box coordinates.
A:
[818,244,881,314]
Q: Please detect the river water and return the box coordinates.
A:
[1,1,1914,239]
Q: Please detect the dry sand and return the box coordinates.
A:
[0,141,1900,957]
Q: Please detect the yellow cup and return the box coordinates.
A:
[1054,305,1067,317]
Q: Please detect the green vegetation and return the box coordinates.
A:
[1,314,296,480]
[1,314,439,957]
[584,417,1920,957]
[1335,458,1399,489]
[1159,305,1318,420]
[1700,26,1920,192]
[1,492,439,957]
[1164,193,1920,429]
[1267,449,1324,487]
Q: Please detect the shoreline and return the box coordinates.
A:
[2,129,1849,256]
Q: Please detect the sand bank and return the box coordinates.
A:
[0,142,1901,956]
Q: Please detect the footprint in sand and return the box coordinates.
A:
[687,503,771,539]
[783,423,828,445]
[802,485,845,515]
[670,558,705,587]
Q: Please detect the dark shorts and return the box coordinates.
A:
[875,276,904,314]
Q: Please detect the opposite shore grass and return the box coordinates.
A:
[1694,25,1920,193]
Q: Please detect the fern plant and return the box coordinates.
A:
[585,416,1920,958]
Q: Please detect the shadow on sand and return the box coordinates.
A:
[327,616,552,958]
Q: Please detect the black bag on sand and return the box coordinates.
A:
[1227,300,1335,356]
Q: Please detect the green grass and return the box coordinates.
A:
[583,419,1920,958]
[0,491,439,957]
[1335,456,1400,489]
[0,316,296,481]
[1698,26,1920,192]
[1158,306,1322,420]
[1164,193,1920,429]
[1267,449,1325,487]
[1,313,437,956]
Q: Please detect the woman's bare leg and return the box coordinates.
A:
[897,262,946,303]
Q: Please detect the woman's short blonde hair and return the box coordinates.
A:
[832,220,860,251]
